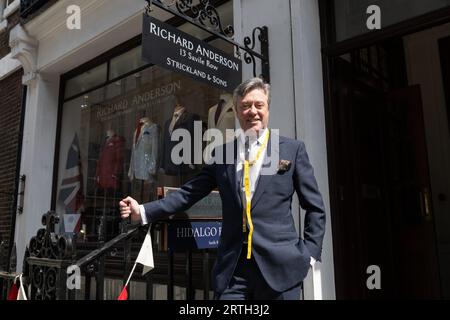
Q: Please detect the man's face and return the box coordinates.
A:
[235,88,269,134]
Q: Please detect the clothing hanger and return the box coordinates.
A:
[106,129,115,139]
[174,103,185,114]
[219,93,232,103]
[173,96,186,114]
[138,109,152,125]
[140,116,152,124]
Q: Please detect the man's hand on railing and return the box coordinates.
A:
[119,197,142,224]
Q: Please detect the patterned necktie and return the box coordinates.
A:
[135,121,144,145]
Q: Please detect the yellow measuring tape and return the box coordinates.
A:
[243,130,270,259]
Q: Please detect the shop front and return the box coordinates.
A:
[9,0,334,299]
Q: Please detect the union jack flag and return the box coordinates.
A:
[58,133,84,233]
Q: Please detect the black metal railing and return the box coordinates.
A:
[69,222,215,300]
[1,212,215,300]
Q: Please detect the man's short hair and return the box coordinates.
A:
[233,77,271,108]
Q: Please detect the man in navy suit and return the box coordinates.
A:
[120,77,326,300]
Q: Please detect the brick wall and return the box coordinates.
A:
[0,69,23,245]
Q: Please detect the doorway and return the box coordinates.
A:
[323,25,450,298]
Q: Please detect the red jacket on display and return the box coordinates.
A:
[95,134,125,189]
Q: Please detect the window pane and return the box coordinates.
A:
[57,65,230,240]
[64,63,107,99]
[334,0,450,42]
[109,45,146,80]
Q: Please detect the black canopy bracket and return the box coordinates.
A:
[144,0,270,83]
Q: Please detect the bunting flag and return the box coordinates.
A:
[6,282,18,300]
[7,274,27,300]
[118,226,154,300]
[17,274,28,300]
[58,133,84,233]
[136,226,154,276]
[117,285,129,300]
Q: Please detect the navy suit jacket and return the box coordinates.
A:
[143,131,326,293]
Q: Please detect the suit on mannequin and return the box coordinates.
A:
[207,93,235,145]
[161,102,200,175]
[128,117,160,182]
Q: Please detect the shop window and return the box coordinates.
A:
[109,45,147,80]
[57,1,235,241]
[57,61,235,241]
[64,63,108,99]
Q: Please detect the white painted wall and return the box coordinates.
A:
[404,23,450,298]
[13,74,60,271]
[26,0,171,74]
[290,0,335,300]
[233,0,335,299]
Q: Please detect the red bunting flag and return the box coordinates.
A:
[117,285,128,300]
[7,274,28,300]
[117,263,136,300]
[7,282,18,300]
[117,227,154,300]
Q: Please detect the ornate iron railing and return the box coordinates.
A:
[1,211,215,300]
[25,211,74,299]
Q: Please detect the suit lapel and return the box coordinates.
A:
[217,100,233,127]
[251,131,281,209]
[174,111,188,129]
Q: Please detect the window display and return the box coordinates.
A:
[57,60,232,241]
[56,2,235,240]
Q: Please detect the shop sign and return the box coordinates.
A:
[167,221,222,251]
[142,15,242,92]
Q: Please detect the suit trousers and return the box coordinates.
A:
[216,246,302,300]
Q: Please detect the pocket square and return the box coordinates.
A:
[278,159,291,173]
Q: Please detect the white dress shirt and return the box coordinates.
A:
[236,128,269,202]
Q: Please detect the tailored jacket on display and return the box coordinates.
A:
[95,134,125,189]
[143,131,326,294]
[207,98,235,145]
[128,119,160,181]
[161,111,200,175]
